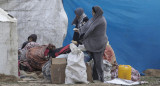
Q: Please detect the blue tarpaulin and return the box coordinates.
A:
[63,0,160,73]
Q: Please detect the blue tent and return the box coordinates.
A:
[63,0,160,73]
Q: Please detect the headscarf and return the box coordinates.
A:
[91,6,104,22]
[28,34,37,42]
[72,8,87,28]
[79,6,104,38]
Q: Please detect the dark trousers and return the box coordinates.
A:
[90,50,104,82]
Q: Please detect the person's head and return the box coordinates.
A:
[28,37,33,42]
[92,6,103,17]
[74,8,84,19]
[28,34,37,42]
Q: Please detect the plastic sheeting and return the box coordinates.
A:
[0,8,18,77]
[0,0,68,48]
[63,0,160,73]
[104,78,145,85]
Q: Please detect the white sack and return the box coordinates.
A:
[65,43,88,84]
[78,45,86,51]
[56,54,68,59]
[103,60,112,81]
[90,59,112,82]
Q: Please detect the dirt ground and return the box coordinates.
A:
[0,76,159,86]
[0,74,19,82]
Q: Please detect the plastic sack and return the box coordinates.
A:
[42,59,51,82]
[103,60,112,81]
[78,45,86,51]
[103,44,116,65]
[56,54,68,59]
[90,59,112,82]
[65,43,88,84]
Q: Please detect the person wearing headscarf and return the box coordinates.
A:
[79,6,108,82]
[72,8,89,45]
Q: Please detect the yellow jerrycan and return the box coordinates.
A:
[118,65,132,80]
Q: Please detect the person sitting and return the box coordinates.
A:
[19,43,56,72]
[19,34,39,60]
[21,34,38,49]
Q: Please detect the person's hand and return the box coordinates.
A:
[71,40,78,45]
[73,28,79,32]
[74,30,79,32]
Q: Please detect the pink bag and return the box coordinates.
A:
[103,44,116,65]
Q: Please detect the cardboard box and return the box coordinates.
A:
[51,58,93,84]
[86,63,93,82]
[51,58,67,84]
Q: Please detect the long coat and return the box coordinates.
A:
[79,6,108,52]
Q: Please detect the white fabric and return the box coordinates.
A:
[90,59,112,82]
[65,43,88,84]
[103,60,112,81]
[0,8,18,77]
[56,54,68,59]
[0,0,68,48]
[0,8,16,22]
[78,45,86,51]
[104,78,146,85]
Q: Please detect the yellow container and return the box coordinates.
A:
[118,65,132,80]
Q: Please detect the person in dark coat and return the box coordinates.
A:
[21,34,37,49]
[79,6,108,82]
[72,8,89,45]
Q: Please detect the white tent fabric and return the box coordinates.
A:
[0,0,68,48]
[0,8,18,77]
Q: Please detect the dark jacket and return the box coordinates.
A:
[73,17,89,44]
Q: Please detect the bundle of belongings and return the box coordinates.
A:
[19,43,55,71]
[18,34,56,72]
[103,42,140,81]
[42,43,91,84]
[41,42,141,84]
[18,35,140,85]
[19,42,68,72]
[103,42,142,85]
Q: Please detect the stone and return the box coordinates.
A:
[143,69,160,77]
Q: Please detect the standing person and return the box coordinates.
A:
[72,8,89,45]
[79,6,108,82]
